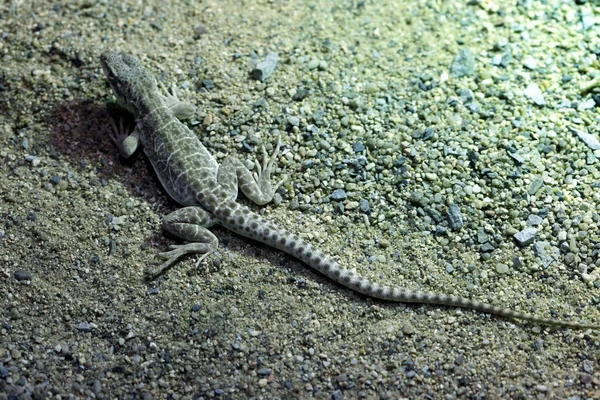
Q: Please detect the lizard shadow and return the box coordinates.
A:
[46,99,181,259]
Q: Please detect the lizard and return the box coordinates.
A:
[100,51,599,330]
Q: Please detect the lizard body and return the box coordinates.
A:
[100,51,599,330]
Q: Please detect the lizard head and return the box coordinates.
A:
[100,51,157,112]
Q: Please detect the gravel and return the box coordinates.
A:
[1,0,600,398]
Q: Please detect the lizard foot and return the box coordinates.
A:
[253,135,285,197]
[158,81,196,120]
[108,116,139,158]
[147,243,214,278]
[108,116,128,145]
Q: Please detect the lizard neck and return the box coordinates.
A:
[129,86,163,119]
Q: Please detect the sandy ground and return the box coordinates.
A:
[1,0,600,398]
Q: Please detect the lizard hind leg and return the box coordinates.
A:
[147,206,219,278]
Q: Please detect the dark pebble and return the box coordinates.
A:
[199,79,214,90]
[447,203,463,230]
[257,367,271,376]
[14,270,32,281]
[293,88,309,101]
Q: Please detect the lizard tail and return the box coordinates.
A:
[222,207,599,330]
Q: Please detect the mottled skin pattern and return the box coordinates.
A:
[100,51,599,330]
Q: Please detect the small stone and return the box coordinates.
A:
[447,203,464,230]
[14,270,32,281]
[292,88,309,101]
[11,348,21,359]
[535,385,547,393]
[507,151,525,164]
[77,322,96,332]
[451,48,476,77]
[523,83,545,106]
[363,82,377,94]
[331,189,347,201]
[401,322,415,335]
[533,241,559,268]
[250,53,278,81]
[307,59,320,70]
[353,142,365,152]
[526,214,543,226]
[528,176,544,195]
[569,126,600,150]
[359,199,370,213]
[480,243,496,252]
[514,227,537,246]
[522,56,538,70]
[495,263,509,274]
[258,378,268,387]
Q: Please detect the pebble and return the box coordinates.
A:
[526,214,543,226]
[447,203,464,230]
[523,82,545,106]
[353,142,365,152]
[569,126,600,150]
[331,189,347,201]
[307,59,320,70]
[14,270,32,281]
[250,53,278,81]
[514,227,537,246]
[77,322,96,332]
[495,263,509,274]
[451,48,476,77]
[522,56,538,70]
[533,242,558,268]
[359,199,370,213]
[257,368,271,376]
[528,176,544,195]
[25,155,41,166]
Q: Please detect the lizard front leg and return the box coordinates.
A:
[217,136,284,205]
[108,116,141,158]
[148,206,219,277]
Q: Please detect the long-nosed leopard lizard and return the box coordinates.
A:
[100,51,599,330]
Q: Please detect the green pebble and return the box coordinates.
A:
[495,263,509,274]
